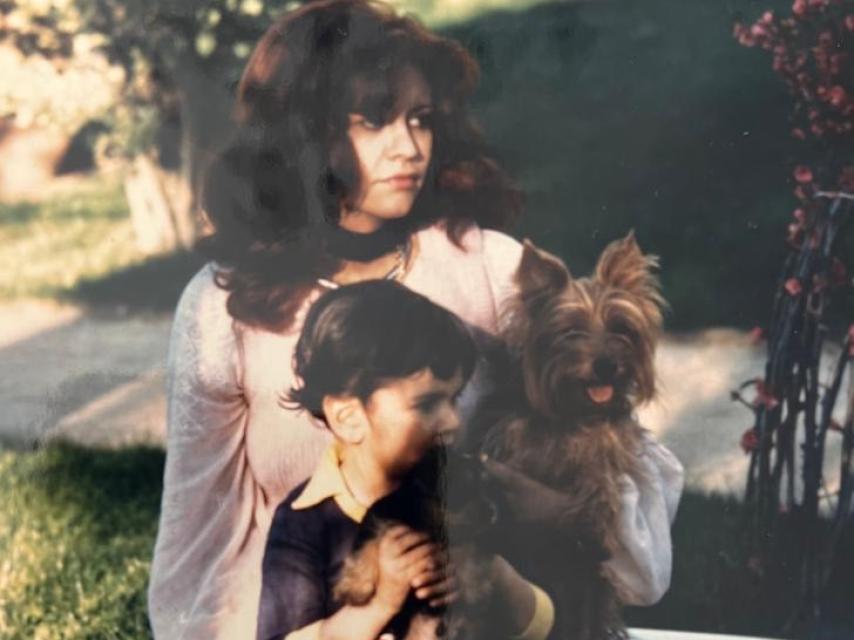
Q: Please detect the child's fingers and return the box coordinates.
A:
[384,527,431,555]
[409,552,454,589]
[428,590,459,608]
[416,575,459,605]
[400,542,440,574]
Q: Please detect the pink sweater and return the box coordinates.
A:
[147,224,684,639]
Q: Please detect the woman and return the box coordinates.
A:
[148,1,683,637]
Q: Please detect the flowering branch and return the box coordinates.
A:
[732,2,853,635]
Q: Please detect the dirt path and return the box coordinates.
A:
[1,301,848,496]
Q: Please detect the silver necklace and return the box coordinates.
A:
[317,238,411,290]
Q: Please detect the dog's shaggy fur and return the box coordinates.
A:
[332,447,501,639]
[478,233,665,640]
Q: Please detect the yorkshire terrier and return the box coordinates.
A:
[477,232,665,640]
[333,446,502,640]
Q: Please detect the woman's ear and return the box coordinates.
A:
[322,395,369,444]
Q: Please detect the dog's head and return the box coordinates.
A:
[504,233,665,423]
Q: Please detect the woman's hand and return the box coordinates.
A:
[480,455,591,533]
[373,526,455,614]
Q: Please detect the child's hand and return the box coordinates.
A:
[374,526,450,614]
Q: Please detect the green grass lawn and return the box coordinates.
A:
[3,443,849,639]
[0,178,144,302]
[0,444,162,639]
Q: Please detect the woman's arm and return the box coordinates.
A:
[602,434,684,605]
[487,556,555,640]
[148,264,256,638]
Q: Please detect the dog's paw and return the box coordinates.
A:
[333,540,381,606]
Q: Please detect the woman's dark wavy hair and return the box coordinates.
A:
[286,279,477,423]
[199,0,522,331]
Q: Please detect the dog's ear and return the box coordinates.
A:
[595,231,660,299]
[516,239,570,299]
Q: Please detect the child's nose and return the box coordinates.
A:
[438,403,461,435]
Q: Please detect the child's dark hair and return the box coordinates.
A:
[287,280,477,421]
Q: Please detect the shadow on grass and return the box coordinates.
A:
[22,441,165,529]
[60,250,206,314]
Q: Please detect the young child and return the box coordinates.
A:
[256,280,555,640]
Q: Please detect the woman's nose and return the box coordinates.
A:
[386,118,422,159]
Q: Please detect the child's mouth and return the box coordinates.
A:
[586,385,614,404]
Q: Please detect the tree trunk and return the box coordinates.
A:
[122,55,232,253]
[170,54,234,246]
[124,154,179,254]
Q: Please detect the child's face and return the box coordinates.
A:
[362,367,464,479]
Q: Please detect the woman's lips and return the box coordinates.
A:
[385,175,421,190]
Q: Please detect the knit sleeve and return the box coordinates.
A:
[148,264,259,638]
[480,229,524,331]
[603,434,685,605]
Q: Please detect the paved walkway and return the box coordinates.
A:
[0,300,848,496]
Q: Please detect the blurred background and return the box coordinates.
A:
[1,0,851,638]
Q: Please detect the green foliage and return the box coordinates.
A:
[445,0,797,329]
[0,443,164,639]
[0,177,143,300]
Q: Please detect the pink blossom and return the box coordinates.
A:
[784,278,803,296]
[741,428,760,453]
[792,0,807,16]
[794,165,814,183]
[828,86,847,108]
[755,380,781,409]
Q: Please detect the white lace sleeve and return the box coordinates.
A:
[148,264,257,638]
[604,434,684,605]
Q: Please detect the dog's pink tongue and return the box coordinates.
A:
[587,385,614,403]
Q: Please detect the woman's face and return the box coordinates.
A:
[340,65,434,233]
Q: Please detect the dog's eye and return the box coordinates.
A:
[609,321,638,341]
[562,329,588,341]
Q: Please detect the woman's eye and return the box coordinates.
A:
[358,117,382,130]
[349,114,383,130]
[408,111,434,130]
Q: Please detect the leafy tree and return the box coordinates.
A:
[1,0,299,249]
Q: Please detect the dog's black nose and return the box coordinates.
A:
[593,356,618,381]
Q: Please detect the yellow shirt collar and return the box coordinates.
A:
[291,445,368,523]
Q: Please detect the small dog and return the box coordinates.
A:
[477,233,665,640]
[333,447,502,640]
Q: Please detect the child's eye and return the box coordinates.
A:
[415,399,439,414]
